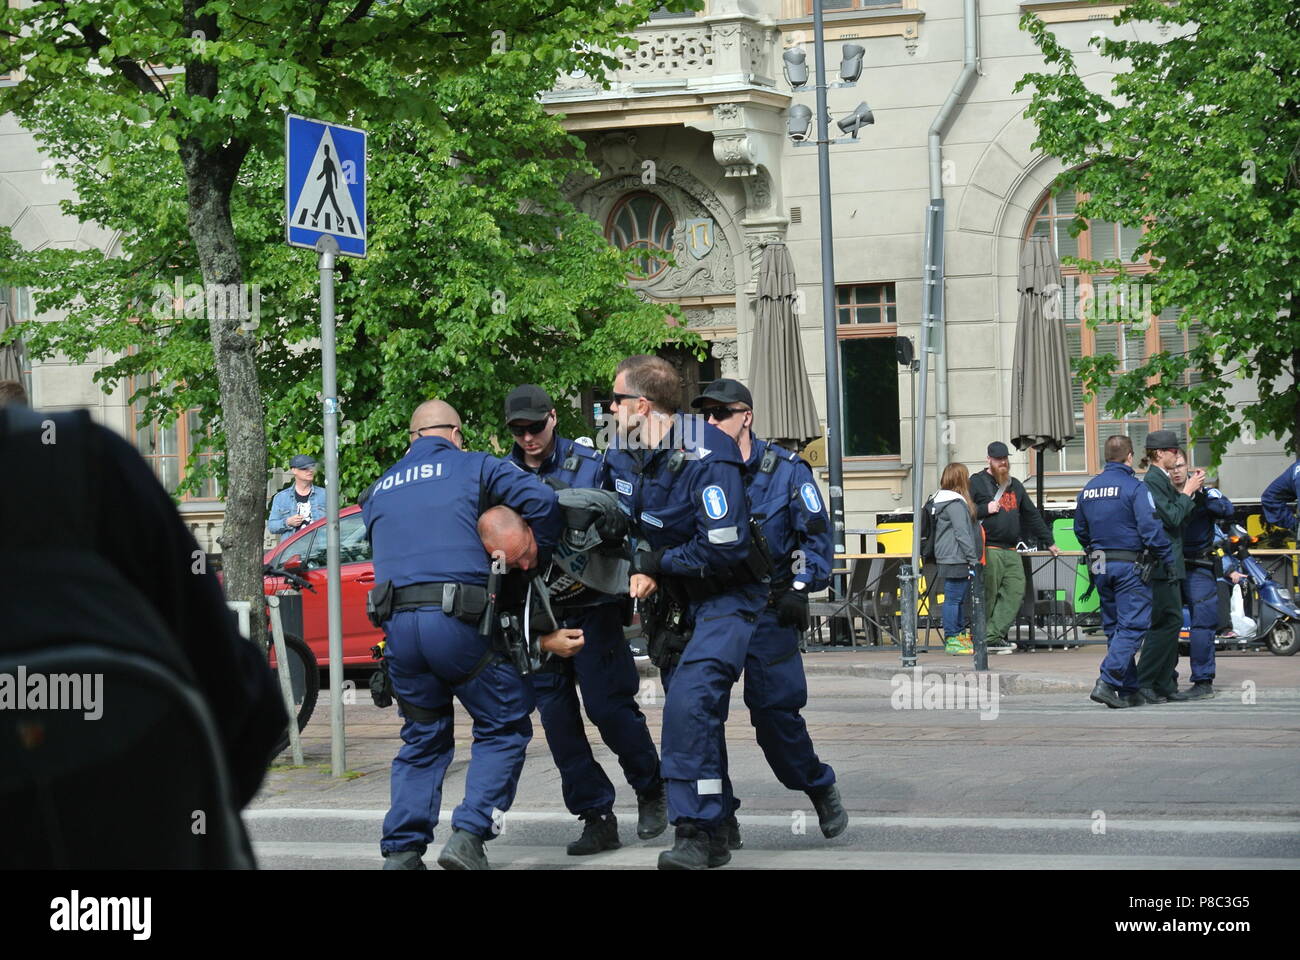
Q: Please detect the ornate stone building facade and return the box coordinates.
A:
[3,0,1290,546]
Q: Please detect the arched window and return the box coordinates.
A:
[606,192,675,280]
[1026,190,1205,476]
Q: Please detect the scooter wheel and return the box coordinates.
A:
[1266,621,1299,656]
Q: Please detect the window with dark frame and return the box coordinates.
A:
[805,0,904,13]
[1026,190,1207,476]
[837,282,901,459]
[605,192,676,281]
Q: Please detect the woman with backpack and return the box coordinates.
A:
[931,463,983,655]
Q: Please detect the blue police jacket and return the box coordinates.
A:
[743,437,832,593]
[1261,459,1300,528]
[267,484,327,542]
[1073,461,1172,564]
[602,413,752,578]
[362,435,562,589]
[509,434,603,490]
[1183,487,1236,556]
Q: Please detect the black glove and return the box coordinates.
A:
[776,589,810,631]
[631,548,665,577]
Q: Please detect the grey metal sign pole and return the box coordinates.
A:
[813,0,847,614]
[316,233,346,777]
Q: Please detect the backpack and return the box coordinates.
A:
[918,495,940,561]
[0,406,254,868]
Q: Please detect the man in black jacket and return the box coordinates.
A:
[1135,431,1204,702]
[970,441,1060,653]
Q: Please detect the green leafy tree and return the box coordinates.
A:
[1016,0,1300,461]
[0,0,701,643]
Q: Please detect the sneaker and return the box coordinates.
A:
[566,812,621,856]
[382,849,427,870]
[436,828,489,871]
[808,784,849,839]
[722,813,743,850]
[636,781,668,840]
[657,824,712,870]
[944,638,966,656]
[986,637,1015,655]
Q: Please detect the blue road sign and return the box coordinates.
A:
[285,114,367,258]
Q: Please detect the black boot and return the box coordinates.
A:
[436,828,490,871]
[567,812,621,856]
[722,814,743,850]
[382,849,427,870]
[1137,687,1168,704]
[1184,680,1215,700]
[809,784,849,838]
[1089,679,1129,709]
[708,827,732,868]
[636,781,668,840]
[657,824,712,870]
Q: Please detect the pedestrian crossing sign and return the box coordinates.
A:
[285,114,367,258]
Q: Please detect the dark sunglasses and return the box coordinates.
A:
[409,423,461,437]
[608,392,643,409]
[508,417,550,438]
[704,406,749,422]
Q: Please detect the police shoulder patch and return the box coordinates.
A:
[615,478,633,496]
[800,482,822,513]
[702,484,729,520]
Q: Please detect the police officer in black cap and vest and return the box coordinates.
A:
[503,385,666,855]
[690,379,847,848]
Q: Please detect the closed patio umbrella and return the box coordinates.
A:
[748,242,821,446]
[0,300,24,385]
[1010,234,1073,507]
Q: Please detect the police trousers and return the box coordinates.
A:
[1096,561,1152,693]
[380,608,534,854]
[658,582,766,828]
[531,602,660,817]
[1182,567,1217,682]
[735,608,834,795]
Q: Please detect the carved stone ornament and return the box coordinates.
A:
[710,338,740,377]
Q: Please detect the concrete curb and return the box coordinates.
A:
[634,655,1094,695]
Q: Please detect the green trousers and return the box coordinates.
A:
[1136,578,1183,693]
[984,547,1025,644]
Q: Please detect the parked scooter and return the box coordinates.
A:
[1180,523,1299,656]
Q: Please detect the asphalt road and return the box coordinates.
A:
[246,670,1300,869]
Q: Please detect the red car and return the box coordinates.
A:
[262,504,382,666]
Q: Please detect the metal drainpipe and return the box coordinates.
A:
[927,0,980,483]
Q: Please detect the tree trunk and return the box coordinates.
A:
[181,137,267,649]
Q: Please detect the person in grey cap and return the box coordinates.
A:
[969,441,1058,653]
[267,454,326,543]
[1134,430,1205,702]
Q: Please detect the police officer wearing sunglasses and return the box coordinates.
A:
[504,385,666,855]
[690,379,847,847]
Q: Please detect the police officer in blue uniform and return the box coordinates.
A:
[690,380,847,848]
[503,385,666,855]
[1076,434,1172,708]
[1260,457,1300,544]
[363,399,563,870]
[1168,453,1235,699]
[602,355,769,869]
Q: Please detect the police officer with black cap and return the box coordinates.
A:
[1076,434,1172,708]
[603,355,769,869]
[690,378,847,848]
[503,384,666,855]
[363,398,563,870]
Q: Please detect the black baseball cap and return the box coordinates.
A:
[504,385,554,422]
[987,441,1010,459]
[690,378,753,410]
[290,454,318,469]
